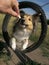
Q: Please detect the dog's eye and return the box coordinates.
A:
[29,18,31,21]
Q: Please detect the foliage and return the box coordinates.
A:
[47,19,49,25]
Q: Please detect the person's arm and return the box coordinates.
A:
[0,0,20,18]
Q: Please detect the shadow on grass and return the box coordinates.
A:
[17,61,41,65]
[0,41,41,65]
[0,41,5,51]
[0,33,3,38]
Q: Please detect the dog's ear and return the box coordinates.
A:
[20,10,25,14]
[32,13,41,32]
[33,13,41,22]
[20,10,25,17]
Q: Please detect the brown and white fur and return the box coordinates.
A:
[10,11,40,51]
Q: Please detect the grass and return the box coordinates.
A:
[29,23,49,57]
[17,61,41,65]
[40,26,49,57]
[0,52,10,65]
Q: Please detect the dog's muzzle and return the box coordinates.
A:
[18,18,28,27]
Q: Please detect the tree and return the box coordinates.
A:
[47,19,49,25]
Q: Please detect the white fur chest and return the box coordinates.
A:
[13,28,31,41]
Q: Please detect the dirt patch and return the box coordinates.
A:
[0,47,49,65]
[27,48,49,65]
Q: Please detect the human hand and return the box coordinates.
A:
[0,0,21,18]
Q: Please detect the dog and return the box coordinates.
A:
[10,10,40,51]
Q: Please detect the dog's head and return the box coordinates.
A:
[19,10,40,31]
[20,11,33,31]
[13,10,40,33]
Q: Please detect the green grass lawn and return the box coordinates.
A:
[40,26,49,57]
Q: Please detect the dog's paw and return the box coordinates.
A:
[22,40,28,50]
[10,38,16,50]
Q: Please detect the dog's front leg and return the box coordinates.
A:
[22,39,28,50]
[10,38,16,50]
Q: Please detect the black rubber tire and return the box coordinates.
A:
[0,41,5,51]
[2,1,47,53]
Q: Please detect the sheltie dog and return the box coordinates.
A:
[10,10,40,51]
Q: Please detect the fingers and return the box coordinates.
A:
[14,0,20,14]
[3,0,21,18]
[7,8,19,17]
[12,0,21,18]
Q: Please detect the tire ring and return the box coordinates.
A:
[2,1,47,53]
